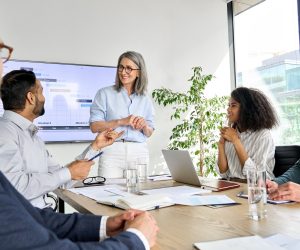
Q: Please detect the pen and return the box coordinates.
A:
[104,189,125,196]
[237,191,248,199]
[88,151,103,161]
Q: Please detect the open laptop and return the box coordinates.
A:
[162,149,240,191]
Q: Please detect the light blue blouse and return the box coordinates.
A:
[90,86,155,143]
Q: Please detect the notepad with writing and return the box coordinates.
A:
[96,194,175,211]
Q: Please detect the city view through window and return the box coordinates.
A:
[234,0,300,145]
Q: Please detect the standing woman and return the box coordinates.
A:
[90,51,154,178]
[217,87,278,181]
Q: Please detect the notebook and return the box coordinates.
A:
[97,193,175,211]
[162,149,240,192]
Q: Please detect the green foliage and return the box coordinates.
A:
[152,67,228,176]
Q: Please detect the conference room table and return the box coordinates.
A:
[55,180,300,250]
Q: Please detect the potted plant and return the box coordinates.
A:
[152,67,228,176]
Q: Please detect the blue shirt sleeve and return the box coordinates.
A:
[144,96,155,130]
[90,89,107,122]
[274,159,300,185]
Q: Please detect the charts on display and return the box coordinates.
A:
[1,60,116,143]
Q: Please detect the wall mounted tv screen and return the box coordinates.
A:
[1,60,116,143]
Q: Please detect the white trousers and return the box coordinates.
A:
[98,142,149,178]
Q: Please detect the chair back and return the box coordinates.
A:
[45,193,58,211]
[274,145,300,177]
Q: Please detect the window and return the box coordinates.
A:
[233,0,300,145]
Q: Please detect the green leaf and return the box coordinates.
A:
[151,66,227,177]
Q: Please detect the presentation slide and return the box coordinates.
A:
[0,60,116,142]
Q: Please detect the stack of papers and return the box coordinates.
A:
[171,195,237,206]
[142,185,211,196]
[68,185,238,209]
[194,234,300,250]
[142,186,237,206]
[68,185,129,201]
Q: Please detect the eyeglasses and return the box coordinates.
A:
[0,43,13,63]
[118,64,140,74]
[82,176,106,186]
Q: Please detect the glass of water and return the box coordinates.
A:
[247,169,267,220]
[125,162,138,193]
[136,162,148,183]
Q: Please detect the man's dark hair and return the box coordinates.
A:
[231,87,279,131]
[0,70,36,111]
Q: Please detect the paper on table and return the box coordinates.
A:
[142,185,211,197]
[105,178,127,185]
[171,195,236,206]
[194,235,284,250]
[265,234,300,250]
[68,185,131,201]
[206,204,240,209]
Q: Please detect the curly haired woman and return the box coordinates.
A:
[217,87,279,181]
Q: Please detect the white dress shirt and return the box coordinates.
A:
[0,110,99,208]
[217,129,275,180]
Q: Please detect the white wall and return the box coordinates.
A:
[0,0,231,175]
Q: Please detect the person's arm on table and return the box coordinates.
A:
[0,195,149,250]
[266,179,279,194]
[101,209,158,250]
[268,181,300,202]
[0,174,157,250]
[274,159,300,185]
[0,171,139,250]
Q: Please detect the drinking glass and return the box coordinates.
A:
[247,169,267,220]
[136,163,148,183]
[125,163,138,193]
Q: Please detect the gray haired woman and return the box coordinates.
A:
[90,51,155,178]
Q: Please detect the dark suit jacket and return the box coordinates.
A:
[0,171,145,250]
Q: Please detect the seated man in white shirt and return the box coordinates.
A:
[0,66,123,208]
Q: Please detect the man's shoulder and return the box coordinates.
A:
[0,117,19,135]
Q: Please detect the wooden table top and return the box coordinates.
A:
[55,181,300,250]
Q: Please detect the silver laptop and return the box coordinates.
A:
[162,149,240,191]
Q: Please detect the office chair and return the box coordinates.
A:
[274,145,300,177]
[45,192,58,211]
